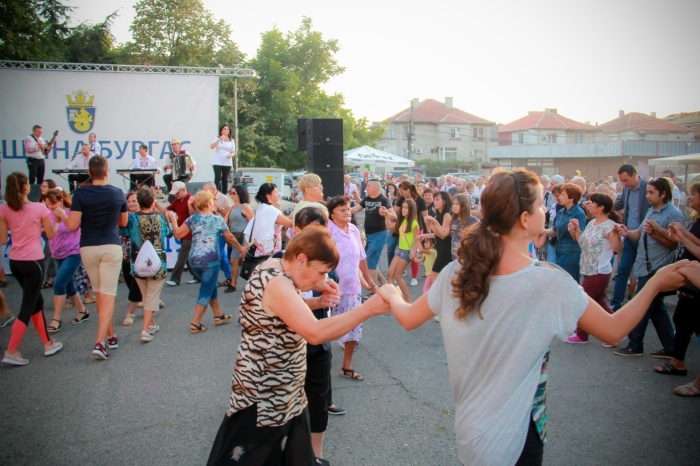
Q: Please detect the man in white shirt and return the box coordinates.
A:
[441,174,455,192]
[67,143,93,192]
[24,125,47,185]
[163,138,196,193]
[475,176,487,199]
[88,133,101,156]
[127,144,161,190]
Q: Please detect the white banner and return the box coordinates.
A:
[0,68,221,192]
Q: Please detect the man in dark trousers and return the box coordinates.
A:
[611,164,651,311]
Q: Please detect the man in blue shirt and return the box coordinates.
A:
[614,177,684,357]
[611,164,650,310]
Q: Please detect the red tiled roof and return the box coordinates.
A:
[498,110,595,132]
[385,99,494,125]
[599,112,693,133]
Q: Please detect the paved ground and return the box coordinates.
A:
[1,234,699,465]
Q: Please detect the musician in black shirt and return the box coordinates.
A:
[162,138,196,193]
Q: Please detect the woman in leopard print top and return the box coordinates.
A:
[207,227,389,465]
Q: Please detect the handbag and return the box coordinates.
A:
[643,233,676,298]
[239,217,268,281]
[400,224,422,261]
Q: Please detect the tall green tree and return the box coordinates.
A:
[126,0,243,67]
[0,0,72,61]
[238,17,383,170]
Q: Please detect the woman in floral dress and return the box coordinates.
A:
[567,193,623,344]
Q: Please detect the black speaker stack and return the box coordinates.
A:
[298,118,344,199]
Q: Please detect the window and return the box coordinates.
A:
[384,125,396,139]
[517,133,524,144]
[451,128,461,139]
[547,133,558,143]
[497,159,512,170]
[403,126,409,139]
[574,133,583,143]
[609,134,619,141]
[473,127,484,140]
[440,147,457,161]
[472,150,484,161]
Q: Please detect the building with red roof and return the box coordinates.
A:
[375,98,497,168]
[490,109,698,179]
[498,108,597,146]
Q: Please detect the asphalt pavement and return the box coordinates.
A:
[1,233,699,465]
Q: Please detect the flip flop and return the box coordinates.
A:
[673,382,700,397]
[654,361,688,376]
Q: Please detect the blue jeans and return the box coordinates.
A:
[610,239,638,309]
[627,273,675,353]
[365,230,388,270]
[219,236,232,280]
[386,235,399,267]
[192,261,219,307]
[53,254,82,297]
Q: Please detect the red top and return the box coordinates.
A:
[166,193,193,240]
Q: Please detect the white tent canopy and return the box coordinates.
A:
[344,145,415,168]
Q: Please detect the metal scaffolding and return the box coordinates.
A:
[0,60,254,78]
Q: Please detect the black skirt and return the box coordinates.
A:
[207,404,316,466]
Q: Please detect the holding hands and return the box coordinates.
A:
[614,223,628,236]
[567,218,580,234]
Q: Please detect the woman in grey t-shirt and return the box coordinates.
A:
[378,169,691,465]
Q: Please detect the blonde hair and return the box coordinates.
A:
[297,173,322,193]
[194,190,214,210]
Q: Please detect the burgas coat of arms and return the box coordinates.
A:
[66,90,96,134]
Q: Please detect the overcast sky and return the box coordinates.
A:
[68,0,699,125]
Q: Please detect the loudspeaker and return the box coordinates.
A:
[28,184,42,202]
[299,118,344,198]
[185,181,205,196]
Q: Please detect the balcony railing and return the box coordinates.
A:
[490,141,700,159]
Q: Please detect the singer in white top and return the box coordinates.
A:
[88,133,101,156]
[127,145,161,191]
[66,144,93,192]
[210,124,235,193]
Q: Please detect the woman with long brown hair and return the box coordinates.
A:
[378,169,691,465]
[394,181,427,287]
[42,188,89,333]
[0,172,62,365]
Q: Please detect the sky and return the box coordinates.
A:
[68,0,700,126]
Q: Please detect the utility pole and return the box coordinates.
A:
[233,78,239,175]
[407,99,415,159]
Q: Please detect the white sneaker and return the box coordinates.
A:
[402,270,407,277]
[165,280,179,286]
[409,278,418,286]
[2,350,28,365]
[433,315,441,322]
[44,339,63,356]
[187,279,200,284]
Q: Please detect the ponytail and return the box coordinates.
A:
[5,172,28,211]
[451,169,539,320]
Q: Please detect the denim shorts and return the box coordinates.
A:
[364,230,388,270]
[394,248,410,261]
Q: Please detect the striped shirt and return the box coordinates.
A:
[632,202,685,278]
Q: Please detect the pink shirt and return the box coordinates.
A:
[0,202,49,261]
[328,220,366,295]
[48,209,81,259]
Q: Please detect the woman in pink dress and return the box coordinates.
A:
[327,196,377,381]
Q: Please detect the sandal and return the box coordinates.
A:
[83,295,96,304]
[123,314,135,326]
[673,382,700,397]
[340,367,364,381]
[72,311,90,324]
[47,319,62,334]
[218,279,231,288]
[654,361,688,376]
[214,314,232,326]
[190,322,207,334]
[41,280,54,289]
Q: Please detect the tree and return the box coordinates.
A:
[65,12,118,63]
[238,17,384,170]
[126,0,243,67]
[0,0,72,61]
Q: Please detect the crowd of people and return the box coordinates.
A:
[2,131,699,465]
